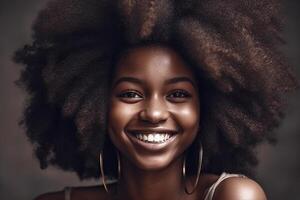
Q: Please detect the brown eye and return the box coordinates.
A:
[117,90,143,102]
[167,90,191,102]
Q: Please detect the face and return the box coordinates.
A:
[107,45,200,171]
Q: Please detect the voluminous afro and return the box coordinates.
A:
[14,0,298,179]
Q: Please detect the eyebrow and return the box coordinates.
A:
[113,76,196,88]
[165,77,196,88]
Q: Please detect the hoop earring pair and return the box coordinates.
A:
[99,149,121,193]
[183,143,203,195]
[99,143,203,195]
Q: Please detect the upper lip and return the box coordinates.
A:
[126,128,178,135]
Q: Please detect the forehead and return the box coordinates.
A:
[113,45,196,80]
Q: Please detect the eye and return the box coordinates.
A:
[166,89,192,102]
[117,90,143,102]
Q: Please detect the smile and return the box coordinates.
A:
[126,129,178,150]
[134,132,172,143]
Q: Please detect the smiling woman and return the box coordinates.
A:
[13,0,298,200]
[105,45,203,199]
[108,46,200,172]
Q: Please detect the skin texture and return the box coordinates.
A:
[107,45,201,200]
[213,177,267,200]
[35,45,267,200]
[108,45,200,171]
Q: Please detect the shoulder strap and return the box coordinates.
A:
[204,172,246,200]
[64,186,72,200]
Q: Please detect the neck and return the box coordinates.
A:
[116,156,186,200]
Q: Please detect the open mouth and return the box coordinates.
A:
[134,132,172,143]
[127,130,176,144]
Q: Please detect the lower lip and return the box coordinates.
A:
[126,132,178,151]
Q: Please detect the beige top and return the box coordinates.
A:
[204,172,246,200]
[64,172,245,200]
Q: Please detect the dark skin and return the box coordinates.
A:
[35,45,267,200]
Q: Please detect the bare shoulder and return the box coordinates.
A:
[213,176,267,200]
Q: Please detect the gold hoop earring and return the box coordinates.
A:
[99,150,121,193]
[183,143,203,195]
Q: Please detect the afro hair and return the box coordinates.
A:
[14,0,298,179]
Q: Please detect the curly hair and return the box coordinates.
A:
[14,0,298,180]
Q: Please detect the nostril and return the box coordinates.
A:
[139,109,169,123]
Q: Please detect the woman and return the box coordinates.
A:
[14,0,298,199]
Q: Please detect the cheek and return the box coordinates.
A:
[108,100,130,134]
[173,102,200,136]
[107,100,137,138]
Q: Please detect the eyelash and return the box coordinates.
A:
[117,90,143,99]
[167,89,192,99]
[117,89,191,100]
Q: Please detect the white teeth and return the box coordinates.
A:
[138,134,142,140]
[164,134,167,140]
[134,132,172,143]
[143,135,148,141]
[148,134,154,142]
[154,134,160,142]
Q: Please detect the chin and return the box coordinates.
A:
[129,152,180,171]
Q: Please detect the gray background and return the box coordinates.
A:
[0,1,299,199]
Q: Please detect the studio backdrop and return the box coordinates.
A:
[0,1,299,199]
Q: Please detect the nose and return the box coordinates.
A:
[139,96,170,124]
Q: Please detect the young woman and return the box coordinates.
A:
[14,0,298,199]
